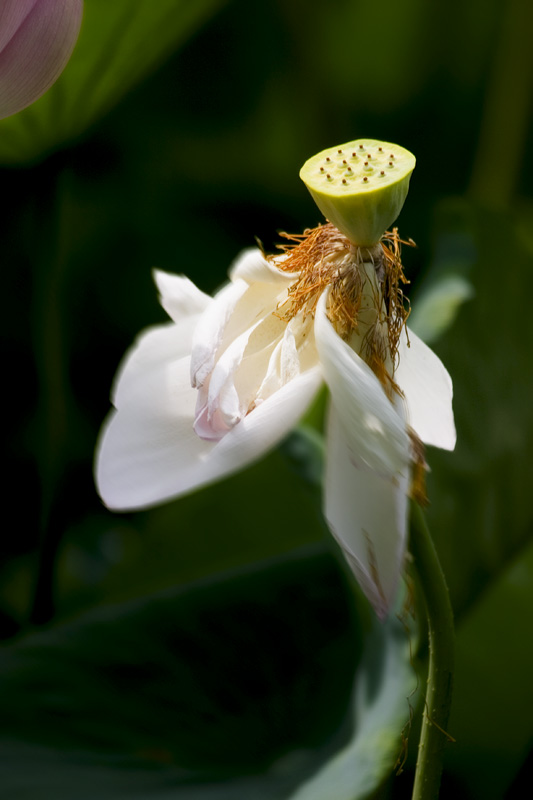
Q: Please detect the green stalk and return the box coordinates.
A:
[410,503,455,800]
[29,164,73,626]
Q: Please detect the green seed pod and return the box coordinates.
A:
[299,139,416,246]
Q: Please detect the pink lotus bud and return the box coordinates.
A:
[0,0,83,120]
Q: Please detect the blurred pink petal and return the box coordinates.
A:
[0,0,83,120]
[0,1,39,53]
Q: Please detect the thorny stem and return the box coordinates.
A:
[410,503,455,800]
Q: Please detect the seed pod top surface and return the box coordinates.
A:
[300,139,416,246]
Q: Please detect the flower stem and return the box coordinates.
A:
[410,503,455,800]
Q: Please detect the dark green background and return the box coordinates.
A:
[1,0,532,797]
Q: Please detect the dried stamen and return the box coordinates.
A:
[267,223,414,395]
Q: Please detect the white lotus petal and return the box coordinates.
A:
[208,365,323,478]
[314,292,409,478]
[97,355,211,510]
[229,247,296,284]
[324,405,410,619]
[96,348,323,511]
[279,325,299,384]
[207,326,251,410]
[220,279,289,353]
[234,313,288,402]
[191,261,300,438]
[395,327,456,450]
[287,314,317,373]
[257,338,284,399]
[206,324,256,427]
[112,318,204,409]
[207,311,288,425]
[193,393,229,441]
[154,270,211,323]
[190,279,248,388]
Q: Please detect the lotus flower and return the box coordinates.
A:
[96,223,455,619]
[0,0,83,120]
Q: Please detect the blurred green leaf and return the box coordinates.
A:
[281,426,326,490]
[0,548,414,800]
[288,609,416,800]
[56,448,327,614]
[0,548,358,797]
[409,274,474,345]
[447,537,533,798]
[409,199,477,344]
[0,0,227,164]
[424,201,533,616]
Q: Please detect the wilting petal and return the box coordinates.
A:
[0,0,83,120]
[97,353,212,510]
[210,311,289,423]
[114,272,211,408]
[324,405,410,619]
[207,364,322,482]
[230,247,297,284]
[395,327,456,450]
[314,292,409,478]
[220,279,289,353]
[190,280,248,388]
[112,319,205,409]
[204,324,258,430]
[202,308,287,433]
[96,330,323,510]
[154,270,211,324]
[191,267,292,391]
